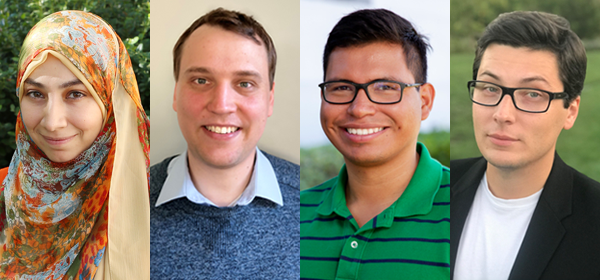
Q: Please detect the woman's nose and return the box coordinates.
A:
[41,96,68,131]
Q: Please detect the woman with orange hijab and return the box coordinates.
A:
[0,11,150,279]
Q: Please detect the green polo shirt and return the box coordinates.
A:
[300,142,450,280]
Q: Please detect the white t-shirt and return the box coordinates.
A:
[454,173,542,280]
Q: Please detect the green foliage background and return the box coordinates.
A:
[450,0,600,182]
[300,131,450,191]
[451,0,600,53]
[0,0,149,167]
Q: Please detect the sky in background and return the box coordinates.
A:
[300,0,450,147]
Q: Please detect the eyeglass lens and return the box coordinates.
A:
[469,81,551,112]
[323,81,403,103]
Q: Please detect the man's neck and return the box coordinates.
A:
[345,145,420,227]
[485,150,555,199]
[186,149,256,207]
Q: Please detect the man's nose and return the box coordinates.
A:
[41,95,68,131]
[493,94,517,123]
[207,83,237,114]
[347,88,376,118]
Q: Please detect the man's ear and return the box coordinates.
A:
[563,96,580,130]
[419,83,435,120]
[267,82,275,117]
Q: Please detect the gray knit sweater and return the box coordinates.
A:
[150,152,300,279]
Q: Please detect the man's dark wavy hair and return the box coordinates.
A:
[473,11,586,107]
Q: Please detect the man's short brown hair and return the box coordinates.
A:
[172,8,277,88]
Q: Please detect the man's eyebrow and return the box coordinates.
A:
[478,71,501,81]
[520,76,551,86]
[233,70,262,81]
[183,67,263,81]
[480,70,551,86]
[184,67,211,75]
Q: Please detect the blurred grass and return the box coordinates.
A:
[450,50,600,182]
[300,130,450,191]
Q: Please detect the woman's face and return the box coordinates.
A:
[20,55,104,163]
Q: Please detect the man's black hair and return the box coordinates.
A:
[323,9,430,83]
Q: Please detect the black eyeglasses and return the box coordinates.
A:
[319,79,422,104]
[468,80,569,113]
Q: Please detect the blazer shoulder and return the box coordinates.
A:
[570,166,600,211]
[450,157,484,186]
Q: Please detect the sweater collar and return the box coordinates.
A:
[155,147,283,207]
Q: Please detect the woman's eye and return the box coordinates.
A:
[26,91,44,99]
[67,91,85,99]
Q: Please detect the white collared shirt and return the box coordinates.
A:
[155,147,283,207]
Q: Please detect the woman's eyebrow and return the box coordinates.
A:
[23,78,83,89]
[24,78,44,88]
[59,79,83,89]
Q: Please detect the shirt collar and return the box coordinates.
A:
[155,147,282,207]
[316,142,442,218]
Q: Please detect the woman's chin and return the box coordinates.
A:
[45,150,80,163]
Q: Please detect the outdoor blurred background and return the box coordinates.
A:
[300,0,450,190]
[0,0,149,167]
[451,0,600,182]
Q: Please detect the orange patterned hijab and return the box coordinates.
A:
[0,11,150,279]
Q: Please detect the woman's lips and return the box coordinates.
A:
[42,135,76,146]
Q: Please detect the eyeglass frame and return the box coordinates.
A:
[318,79,423,104]
[467,80,569,113]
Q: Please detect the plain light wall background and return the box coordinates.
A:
[150,0,300,165]
[300,0,451,147]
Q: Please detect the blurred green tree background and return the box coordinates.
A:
[0,0,149,167]
[451,0,600,182]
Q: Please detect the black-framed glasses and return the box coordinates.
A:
[319,79,422,104]
[468,80,568,113]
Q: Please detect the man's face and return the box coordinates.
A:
[173,25,274,169]
[320,42,434,167]
[473,44,579,170]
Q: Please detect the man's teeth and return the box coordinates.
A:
[346,127,384,135]
[206,126,239,134]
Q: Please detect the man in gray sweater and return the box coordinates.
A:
[150,8,299,279]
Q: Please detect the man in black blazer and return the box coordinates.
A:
[451,11,600,280]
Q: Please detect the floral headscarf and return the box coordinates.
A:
[0,11,150,279]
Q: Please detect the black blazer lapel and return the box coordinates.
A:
[508,154,572,280]
[450,157,487,277]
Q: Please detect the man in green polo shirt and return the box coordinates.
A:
[300,9,450,279]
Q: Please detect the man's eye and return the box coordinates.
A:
[195,78,207,85]
[239,81,252,88]
[526,91,541,98]
[330,85,352,91]
[484,86,499,93]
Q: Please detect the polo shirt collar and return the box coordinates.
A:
[155,147,282,207]
[315,142,442,219]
